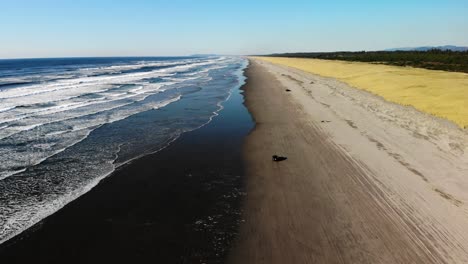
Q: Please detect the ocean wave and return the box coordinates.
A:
[0,60,208,99]
[0,62,219,138]
[0,56,248,245]
[0,94,182,181]
[0,81,182,141]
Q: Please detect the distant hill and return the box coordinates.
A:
[385,45,468,52]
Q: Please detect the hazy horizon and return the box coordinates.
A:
[1,0,467,59]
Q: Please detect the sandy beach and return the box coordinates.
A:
[229,58,468,263]
[258,57,468,128]
[1,57,467,264]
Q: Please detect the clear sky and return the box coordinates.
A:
[1,0,467,58]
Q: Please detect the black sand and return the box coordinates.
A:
[0,81,253,263]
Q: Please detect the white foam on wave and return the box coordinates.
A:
[0,106,16,113]
[0,58,211,101]
[0,61,217,119]
[0,127,93,180]
[0,56,247,246]
[0,89,183,180]
[179,57,249,135]
[0,58,220,121]
[0,70,165,100]
[0,81,176,141]
[0,59,223,140]
[0,95,185,245]
[0,161,116,245]
[0,168,26,181]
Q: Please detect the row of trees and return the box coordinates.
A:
[266,50,468,73]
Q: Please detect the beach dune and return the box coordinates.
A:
[229,58,468,263]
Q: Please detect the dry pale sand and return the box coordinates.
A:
[228,59,468,264]
[258,57,468,128]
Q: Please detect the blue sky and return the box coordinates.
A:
[0,0,467,58]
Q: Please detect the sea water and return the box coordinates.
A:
[0,56,248,244]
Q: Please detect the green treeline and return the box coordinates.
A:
[265,50,468,73]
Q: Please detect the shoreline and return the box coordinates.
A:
[0,66,254,263]
[229,59,468,263]
[2,57,468,263]
[0,56,248,246]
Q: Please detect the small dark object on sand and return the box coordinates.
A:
[272,155,288,162]
[285,89,291,92]
[321,120,331,123]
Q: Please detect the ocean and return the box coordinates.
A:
[0,56,248,244]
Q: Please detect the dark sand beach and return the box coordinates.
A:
[0,74,253,263]
[228,59,468,263]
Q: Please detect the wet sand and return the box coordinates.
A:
[229,59,468,263]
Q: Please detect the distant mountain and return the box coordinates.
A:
[385,45,468,52]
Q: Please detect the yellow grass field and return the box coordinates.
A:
[256,57,468,129]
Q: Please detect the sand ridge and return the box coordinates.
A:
[229,59,468,263]
[257,57,468,129]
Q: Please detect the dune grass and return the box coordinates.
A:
[256,57,468,129]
